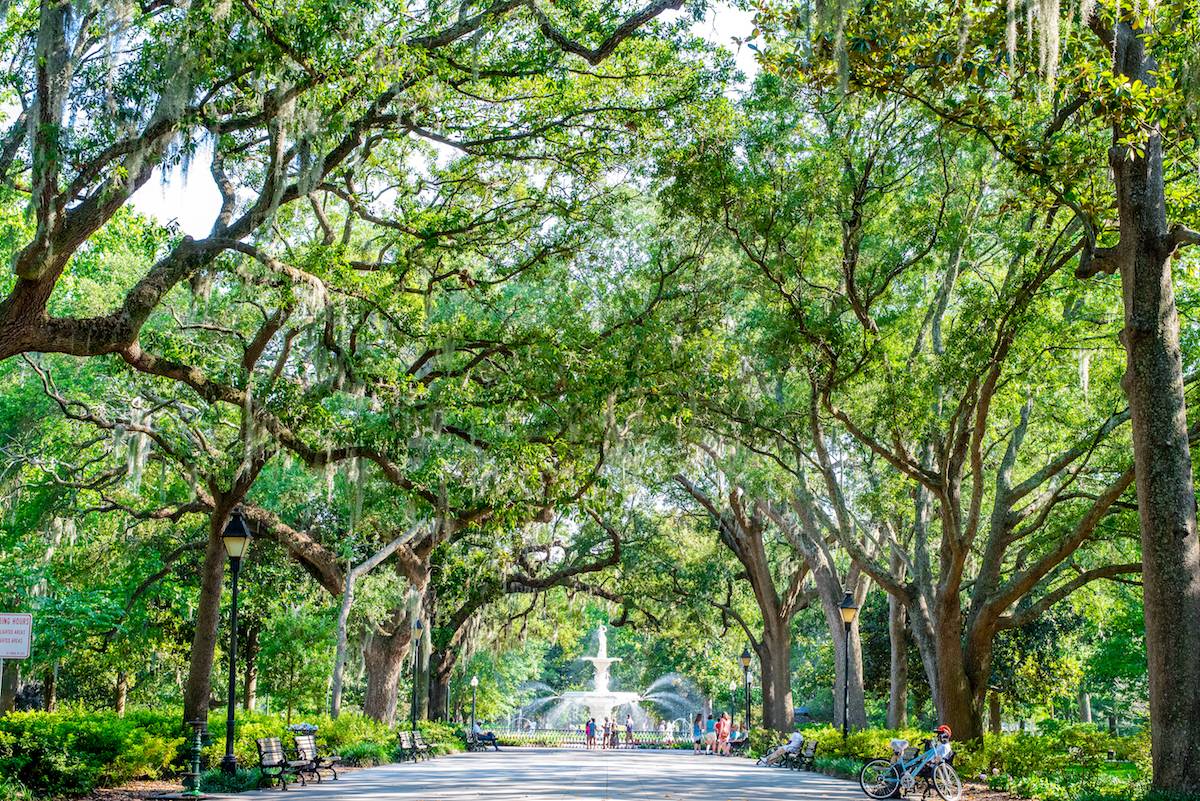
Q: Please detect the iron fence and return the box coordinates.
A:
[487,726,690,750]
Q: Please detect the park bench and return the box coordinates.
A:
[464,731,489,752]
[256,737,308,790]
[294,733,341,781]
[729,735,750,755]
[797,739,818,770]
[782,739,817,770]
[398,731,431,762]
[413,731,434,759]
[779,742,801,769]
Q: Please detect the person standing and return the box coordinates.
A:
[704,714,716,755]
[717,712,731,756]
[601,717,611,750]
[625,713,635,749]
[585,717,595,750]
[692,713,703,754]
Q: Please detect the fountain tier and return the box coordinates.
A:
[558,625,641,722]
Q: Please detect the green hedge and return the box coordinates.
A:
[784,723,1151,801]
[0,708,460,798]
[0,708,184,798]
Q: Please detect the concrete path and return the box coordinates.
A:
[210,748,864,801]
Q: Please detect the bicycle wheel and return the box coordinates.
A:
[933,762,962,801]
[859,759,902,800]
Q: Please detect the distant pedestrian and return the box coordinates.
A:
[692,713,703,754]
[601,717,611,750]
[717,712,731,756]
[625,714,635,748]
[586,717,596,750]
[704,714,716,754]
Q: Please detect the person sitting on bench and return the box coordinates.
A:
[757,730,803,766]
[472,721,500,751]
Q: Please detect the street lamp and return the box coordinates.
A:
[220,508,252,774]
[838,592,859,740]
[411,619,423,732]
[740,646,752,732]
[470,675,479,732]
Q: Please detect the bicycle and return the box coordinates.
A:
[859,732,962,801]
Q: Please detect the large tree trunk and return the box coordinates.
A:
[931,608,982,740]
[362,623,414,724]
[428,648,454,722]
[243,622,259,711]
[758,617,794,731]
[1104,19,1200,793]
[988,691,1001,735]
[183,509,230,723]
[0,660,19,713]
[1078,690,1092,724]
[887,590,908,729]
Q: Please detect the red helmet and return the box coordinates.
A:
[936,725,952,738]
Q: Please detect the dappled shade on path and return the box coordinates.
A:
[206,748,863,801]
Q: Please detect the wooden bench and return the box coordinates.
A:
[255,737,308,790]
[796,739,818,770]
[412,731,433,759]
[729,735,750,755]
[397,730,424,762]
[294,734,341,781]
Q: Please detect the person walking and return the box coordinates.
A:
[601,717,611,750]
[625,713,635,749]
[585,717,595,750]
[704,714,716,755]
[692,713,703,754]
[717,712,731,756]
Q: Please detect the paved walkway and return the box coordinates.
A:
[211,748,862,800]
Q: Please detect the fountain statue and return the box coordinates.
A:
[558,626,644,723]
[519,626,695,730]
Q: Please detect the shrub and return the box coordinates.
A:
[0,708,184,797]
[0,776,33,801]
[339,742,392,767]
[746,727,784,759]
[814,756,862,779]
[196,767,263,794]
[1013,775,1072,801]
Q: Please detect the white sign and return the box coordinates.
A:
[0,614,32,659]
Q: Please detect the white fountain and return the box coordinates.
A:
[517,627,696,730]
[558,626,642,722]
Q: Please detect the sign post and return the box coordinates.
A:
[0,614,33,698]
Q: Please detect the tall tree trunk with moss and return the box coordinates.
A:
[1082,17,1200,791]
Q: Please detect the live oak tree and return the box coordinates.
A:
[675,467,817,731]
[752,0,1200,786]
[662,75,1151,740]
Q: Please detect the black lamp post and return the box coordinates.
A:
[411,619,423,732]
[220,508,252,774]
[838,592,859,740]
[470,675,479,732]
[740,646,752,732]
